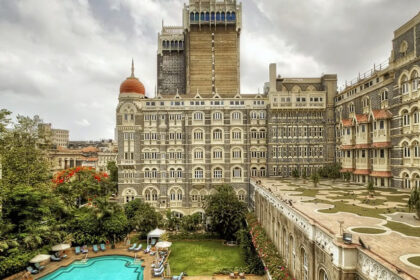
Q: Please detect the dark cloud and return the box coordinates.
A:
[0,0,418,139]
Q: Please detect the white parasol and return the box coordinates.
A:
[30,254,51,263]
[51,244,71,251]
[155,241,172,249]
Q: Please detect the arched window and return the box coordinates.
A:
[302,248,308,280]
[231,12,236,20]
[193,129,204,140]
[144,168,150,178]
[319,269,329,280]
[260,167,266,177]
[403,142,410,158]
[402,110,410,126]
[200,12,204,21]
[151,168,158,178]
[412,71,419,91]
[289,236,295,272]
[213,129,223,140]
[232,129,242,140]
[349,103,355,113]
[144,187,158,201]
[413,109,419,124]
[403,173,411,189]
[177,168,182,178]
[191,189,199,202]
[232,167,242,178]
[205,12,210,21]
[251,167,258,177]
[123,188,137,203]
[193,112,204,120]
[195,13,199,21]
[216,12,220,21]
[381,89,389,101]
[401,75,409,94]
[260,129,266,139]
[221,12,225,21]
[169,168,176,178]
[169,187,182,201]
[190,12,194,21]
[213,167,223,178]
[414,174,420,188]
[194,167,204,179]
[213,111,223,120]
[194,148,204,159]
[179,41,183,48]
[212,148,223,159]
[226,12,231,21]
[211,12,215,21]
[237,190,246,201]
[232,148,242,159]
[413,141,419,158]
[232,111,242,120]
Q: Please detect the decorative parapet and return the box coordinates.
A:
[357,251,403,280]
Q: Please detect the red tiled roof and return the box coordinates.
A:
[340,168,354,173]
[371,109,392,120]
[370,171,392,178]
[354,144,370,149]
[355,114,370,124]
[81,146,98,153]
[371,142,392,148]
[340,145,354,150]
[353,169,370,175]
[342,118,354,127]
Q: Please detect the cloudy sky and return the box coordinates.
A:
[0,0,418,140]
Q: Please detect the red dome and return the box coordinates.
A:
[120,77,145,95]
[120,60,145,95]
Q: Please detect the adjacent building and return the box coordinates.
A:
[39,123,69,148]
[336,12,420,189]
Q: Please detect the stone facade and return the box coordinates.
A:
[336,12,420,189]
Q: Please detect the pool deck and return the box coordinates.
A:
[9,244,264,280]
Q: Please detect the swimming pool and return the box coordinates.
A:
[40,255,144,280]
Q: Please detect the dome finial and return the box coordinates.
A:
[131,58,135,78]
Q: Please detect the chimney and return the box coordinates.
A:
[269,63,277,92]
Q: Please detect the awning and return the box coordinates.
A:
[370,171,392,178]
[51,244,70,251]
[353,169,370,175]
[354,144,370,149]
[30,254,50,263]
[371,142,392,148]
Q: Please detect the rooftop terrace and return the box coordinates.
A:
[252,177,420,279]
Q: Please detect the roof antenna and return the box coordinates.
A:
[131,58,135,77]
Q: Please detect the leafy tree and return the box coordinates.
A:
[124,199,162,237]
[164,210,181,231]
[343,172,351,182]
[311,172,320,187]
[367,181,375,197]
[204,185,247,241]
[180,213,203,232]
[408,186,420,219]
[318,163,341,179]
[292,168,299,179]
[106,161,118,194]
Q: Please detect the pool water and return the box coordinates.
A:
[40,255,144,280]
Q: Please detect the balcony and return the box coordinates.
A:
[169,201,183,208]
[192,178,205,184]
[372,158,390,171]
[341,158,355,169]
[119,160,135,165]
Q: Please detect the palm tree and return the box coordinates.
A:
[92,197,120,221]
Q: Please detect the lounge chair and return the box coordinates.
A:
[133,244,142,252]
[153,266,164,277]
[81,245,88,254]
[26,267,39,274]
[50,255,61,261]
[34,263,45,271]
[93,244,99,253]
[128,243,137,251]
[144,245,151,254]
[172,272,184,280]
[75,246,81,255]
[100,243,106,251]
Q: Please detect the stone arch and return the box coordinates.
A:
[122,187,137,203]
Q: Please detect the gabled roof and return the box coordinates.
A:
[371,109,392,120]
[341,118,354,127]
[354,114,370,124]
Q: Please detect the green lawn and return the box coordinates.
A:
[168,240,246,276]
[351,227,386,234]
[384,221,420,237]
[408,256,420,266]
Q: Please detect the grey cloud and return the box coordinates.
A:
[0,0,418,139]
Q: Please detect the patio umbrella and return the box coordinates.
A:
[30,254,51,263]
[155,241,172,249]
[51,244,70,251]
